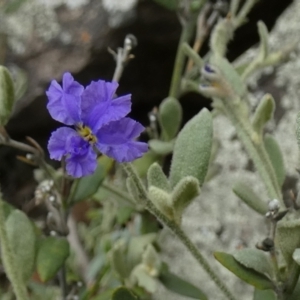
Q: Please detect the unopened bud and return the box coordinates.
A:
[256,237,274,252]
[268,199,280,212]
[125,34,137,49]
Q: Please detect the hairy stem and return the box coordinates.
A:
[0,196,29,300]
[102,182,136,206]
[284,263,300,296]
[122,163,237,300]
[222,102,282,202]
[169,14,199,98]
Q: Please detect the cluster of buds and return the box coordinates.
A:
[34,179,56,206]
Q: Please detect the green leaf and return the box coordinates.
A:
[214,252,274,290]
[297,111,300,150]
[147,162,170,192]
[72,156,113,203]
[159,97,182,140]
[171,176,200,224]
[142,244,161,275]
[36,237,70,282]
[6,210,36,282]
[133,151,158,177]
[148,139,174,155]
[277,219,300,267]
[210,55,246,97]
[233,249,274,278]
[152,0,178,11]
[126,177,140,203]
[264,134,285,187]
[148,186,174,220]
[253,289,276,300]
[0,66,15,126]
[159,263,207,299]
[289,277,300,300]
[111,287,138,300]
[127,233,157,272]
[111,241,130,279]
[11,65,28,101]
[252,94,275,135]
[169,108,213,188]
[131,264,157,293]
[91,289,114,300]
[293,248,300,266]
[3,0,27,14]
[233,181,268,215]
[116,206,133,224]
[257,21,269,61]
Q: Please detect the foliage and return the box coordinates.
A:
[0,0,298,300]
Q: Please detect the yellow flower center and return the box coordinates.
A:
[77,125,97,144]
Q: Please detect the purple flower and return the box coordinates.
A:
[47,72,148,178]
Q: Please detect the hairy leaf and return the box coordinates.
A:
[214,252,274,290]
[264,134,285,187]
[170,108,213,188]
[159,263,207,299]
[6,210,36,282]
[233,181,268,215]
[36,237,70,282]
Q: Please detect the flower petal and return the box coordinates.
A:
[65,136,97,178]
[96,118,148,162]
[46,72,83,125]
[81,80,131,130]
[48,127,78,160]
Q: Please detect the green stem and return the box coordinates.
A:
[284,262,300,296]
[0,196,29,300]
[223,103,282,202]
[169,16,198,98]
[122,163,237,300]
[101,182,137,206]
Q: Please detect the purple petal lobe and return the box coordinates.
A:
[48,127,78,160]
[81,80,131,130]
[65,136,97,178]
[96,118,148,162]
[46,72,83,125]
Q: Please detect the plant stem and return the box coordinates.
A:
[111,35,136,83]
[222,102,282,203]
[169,15,198,98]
[122,163,237,300]
[59,265,68,299]
[284,262,300,296]
[0,196,29,300]
[101,182,137,206]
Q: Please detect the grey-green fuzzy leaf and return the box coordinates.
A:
[233,181,268,215]
[233,248,274,278]
[0,66,15,126]
[159,97,182,141]
[264,134,285,187]
[147,162,170,192]
[277,219,300,267]
[149,139,174,155]
[171,176,200,223]
[252,94,275,135]
[6,210,36,283]
[169,108,213,188]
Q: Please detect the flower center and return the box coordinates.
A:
[77,125,97,144]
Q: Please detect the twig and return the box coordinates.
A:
[59,265,68,299]
[110,34,137,83]
[67,216,90,284]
